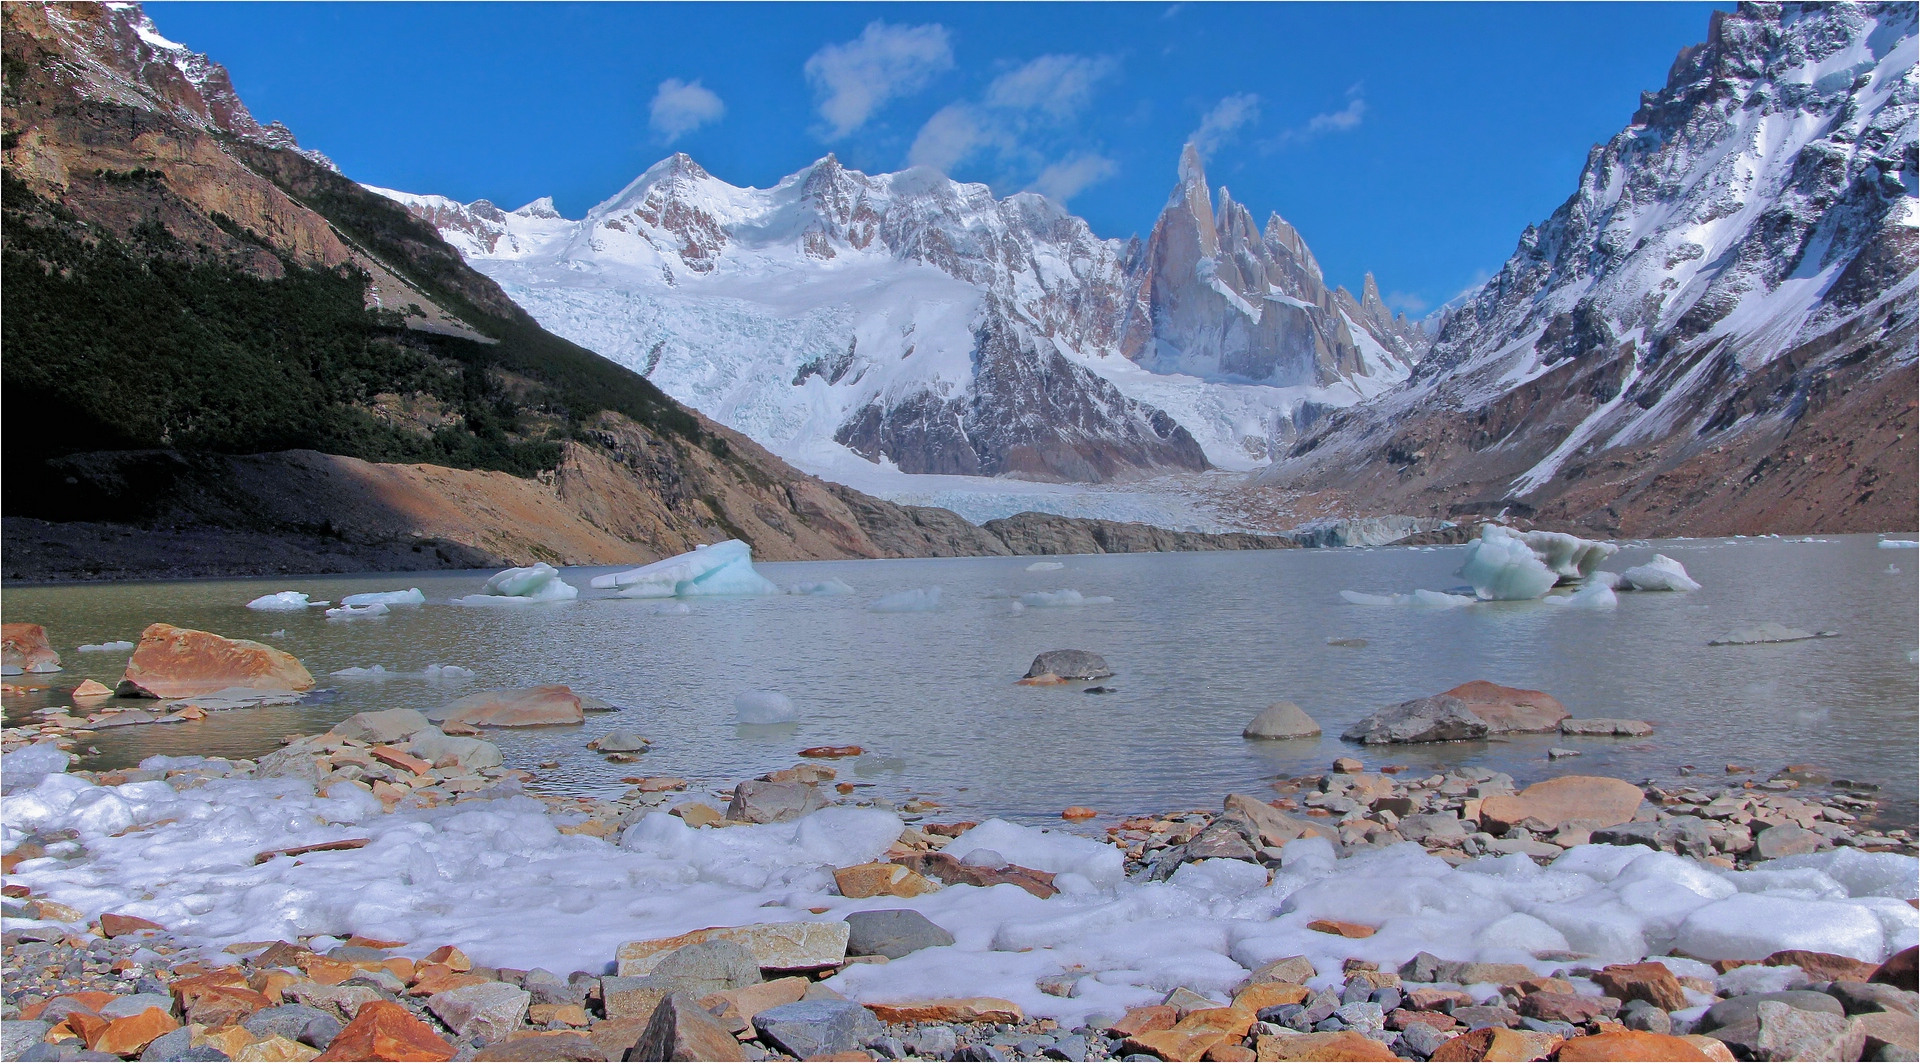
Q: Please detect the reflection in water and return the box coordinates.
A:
[3,535,1915,824]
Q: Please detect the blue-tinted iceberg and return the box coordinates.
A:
[1516,529,1619,580]
[340,588,426,607]
[1458,526,1560,600]
[1621,554,1702,592]
[246,591,328,611]
[453,562,579,606]
[590,540,778,598]
[788,578,856,596]
[869,586,942,613]
[734,691,797,724]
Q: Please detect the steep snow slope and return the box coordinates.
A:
[1261,1,1917,536]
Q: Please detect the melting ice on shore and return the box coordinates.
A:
[734,691,798,724]
[339,588,426,607]
[453,563,580,606]
[246,591,329,611]
[325,603,389,621]
[76,641,135,653]
[591,540,778,598]
[1620,554,1702,592]
[788,579,856,596]
[1026,561,1066,572]
[1340,590,1476,608]
[1018,589,1114,608]
[869,586,942,613]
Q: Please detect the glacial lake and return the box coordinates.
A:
[4,535,1916,826]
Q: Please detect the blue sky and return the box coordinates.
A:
[148,2,1726,315]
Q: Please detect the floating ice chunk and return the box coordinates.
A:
[325,603,389,620]
[1878,539,1918,548]
[455,563,579,605]
[1026,561,1066,571]
[1586,571,1624,590]
[648,602,692,615]
[1672,894,1886,961]
[788,578,856,596]
[592,540,778,598]
[422,664,476,680]
[246,591,328,611]
[77,641,135,653]
[943,818,1125,887]
[1458,527,1559,600]
[330,665,395,679]
[1620,555,1701,591]
[734,691,797,725]
[1514,529,1619,580]
[869,586,942,612]
[1018,589,1114,608]
[340,588,426,607]
[1340,589,1475,607]
[1544,582,1618,610]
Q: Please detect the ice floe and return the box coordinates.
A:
[245,591,329,611]
[324,603,389,621]
[734,691,798,725]
[1542,583,1619,610]
[76,641,135,653]
[339,588,426,607]
[1026,561,1066,572]
[453,563,580,606]
[329,664,476,681]
[1017,589,1115,608]
[1620,554,1702,592]
[869,586,942,613]
[1339,590,1476,608]
[1878,539,1918,548]
[788,578,856,596]
[591,540,779,598]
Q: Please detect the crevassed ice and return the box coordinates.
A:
[592,540,778,598]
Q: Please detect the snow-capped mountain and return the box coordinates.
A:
[373,150,1425,483]
[1261,1,1917,535]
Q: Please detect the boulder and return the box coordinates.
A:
[427,686,583,728]
[1479,776,1645,834]
[330,709,431,744]
[1398,813,1470,845]
[1552,1031,1710,1061]
[1243,702,1323,739]
[844,910,955,960]
[1850,1010,1919,1058]
[1223,794,1339,847]
[311,1000,452,1062]
[118,624,312,698]
[1765,952,1880,984]
[753,999,884,1059]
[727,780,825,823]
[1341,695,1489,745]
[834,863,937,900]
[1441,681,1568,734]
[1698,991,1845,1033]
[616,922,849,977]
[631,991,746,1062]
[1593,963,1688,1012]
[1871,946,1917,991]
[1,623,61,674]
[1589,817,1713,858]
[1024,650,1112,680]
[1706,999,1864,1061]
[589,730,649,752]
[1754,824,1829,859]
[408,729,503,770]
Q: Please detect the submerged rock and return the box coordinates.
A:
[428,685,584,728]
[117,624,312,698]
[1243,702,1323,740]
[1710,623,1838,646]
[1023,650,1112,680]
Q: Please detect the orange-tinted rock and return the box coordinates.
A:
[408,969,491,997]
[1389,1010,1459,1032]
[1306,919,1376,938]
[1207,1046,1258,1062]
[67,1012,111,1049]
[178,983,272,1027]
[863,998,1023,1024]
[1429,1027,1562,1062]
[1870,945,1917,991]
[1062,806,1098,820]
[118,624,312,698]
[1234,982,1310,1013]
[72,678,114,699]
[429,686,583,728]
[1129,1005,1257,1061]
[100,912,165,937]
[472,1031,604,1061]
[798,746,864,759]
[370,746,432,775]
[250,969,302,1005]
[1759,949,1879,982]
[1110,1005,1179,1038]
[699,977,810,1034]
[1254,1030,1399,1061]
[1591,962,1687,1012]
[1480,776,1645,834]
[195,1025,259,1058]
[833,862,938,899]
[890,851,1059,899]
[2,623,62,673]
[94,1007,180,1056]
[1549,1032,1709,1061]
[313,1000,454,1062]
[1518,993,1610,1025]
[424,945,473,972]
[1405,988,1475,1012]
[1850,1011,1919,1057]
[297,955,359,986]
[1442,682,1568,734]
[1680,1035,1737,1062]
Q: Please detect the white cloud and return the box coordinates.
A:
[805,22,953,139]
[1028,153,1118,203]
[1386,291,1430,314]
[1307,95,1366,134]
[983,54,1115,118]
[649,78,725,142]
[1189,93,1261,157]
[908,102,992,172]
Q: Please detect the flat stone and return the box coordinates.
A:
[329,709,431,744]
[698,977,810,1034]
[1589,817,1714,858]
[1479,775,1644,834]
[1110,1005,1179,1037]
[99,994,176,1019]
[1024,650,1113,680]
[1427,1026,1563,1061]
[426,981,529,1043]
[1306,920,1375,939]
[470,1032,603,1061]
[891,851,1059,898]
[1251,1029,1398,1060]
[1441,681,1568,734]
[234,1034,319,1062]
[1558,719,1655,737]
[118,624,312,698]
[726,780,826,823]
[1551,1032,1709,1061]
[310,999,452,1062]
[1766,951,1880,983]
[1822,980,1919,1016]
[617,921,848,977]
[1518,992,1611,1025]
[1244,702,1323,740]
[1745,999,1864,1061]
[844,909,955,959]
[282,984,382,1024]
[589,729,649,752]
[427,686,583,728]
[834,862,938,899]
[631,991,746,1062]
[1397,813,1469,845]
[1850,1010,1920,1057]
[1341,695,1489,745]
[1450,1005,1521,1030]
[94,1007,180,1057]
[1699,990,1845,1032]
[867,998,1024,1024]
[1754,823,1829,859]
[1250,957,1318,986]
[753,999,884,1059]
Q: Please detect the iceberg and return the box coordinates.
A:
[1025,561,1066,572]
[325,603,389,620]
[1879,539,1919,549]
[77,641,135,653]
[246,591,328,611]
[788,578,856,596]
[1457,526,1560,600]
[339,588,426,607]
[1017,589,1114,608]
[1544,582,1619,610]
[1620,554,1702,592]
[734,691,797,724]
[453,562,580,606]
[1514,529,1619,580]
[869,586,942,612]
[590,540,778,598]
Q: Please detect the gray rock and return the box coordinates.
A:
[1340,695,1489,745]
[1183,815,1260,861]
[591,730,649,753]
[1700,990,1847,1032]
[1622,999,1672,1035]
[1726,999,1865,1061]
[243,1004,341,1048]
[1756,823,1831,859]
[907,1024,959,1060]
[1046,1034,1089,1061]
[1397,815,1468,845]
[343,967,408,994]
[1825,981,1920,1016]
[1709,623,1837,646]
[139,1027,196,1062]
[1334,1001,1385,1034]
[650,940,762,996]
[1024,650,1112,681]
[1301,989,1341,1025]
[1398,1020,1450,1058]
[630,991,746,1062]
[1591,816,1714,858]
[282,983,383,1022]
[427,981,530,1043]
[98,993,175,1019]
[408,729,503,770]
[1453,1005,1520,1029]
[726,780,826,823]
[329,708,431,744]
[1243,702,1322,740]
[754,1000,885,1059]
[1559,718,1655,736]
[844,909,956,959]
[3,1021,51,1060]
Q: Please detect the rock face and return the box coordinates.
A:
[117,624,313,698]
[1441,681,1568,734]
[1024,650,1113,681]
[1341,695,1489,745]
[1243,702,1323,739]
[1258,3,1918,539]
[1,623,62,674]
[427,686,584,728]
